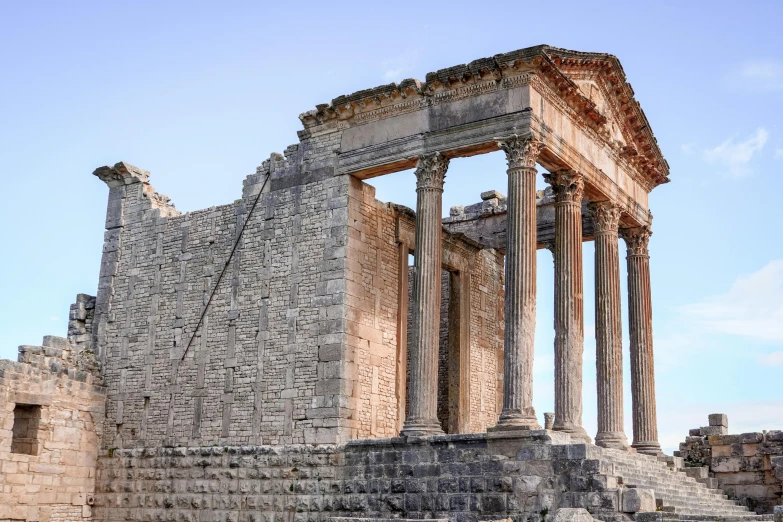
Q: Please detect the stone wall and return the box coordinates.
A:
[94,431,630,522]
[346,179,504,438]
[676,414,783,513]
[93,133,359,449]
[0,335,105,522]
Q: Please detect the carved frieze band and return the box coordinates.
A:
[620,226,652,256]
[589,201,623,234]
[414,153,449,191]
[543,170,584,203]
[498,136,543,170]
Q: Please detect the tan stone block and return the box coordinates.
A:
[6,473,29,485]
[26,505,40,521]
[712,444,732,457]
[29,462,66,474]
[742,443,759,457]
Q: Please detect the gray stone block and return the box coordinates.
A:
[708,413,728,427]
[622,487,656,513]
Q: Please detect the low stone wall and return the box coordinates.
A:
[94,431,631,522]
[676,414,783,513]
[0,335,105,522]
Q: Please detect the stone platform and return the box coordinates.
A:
[95,431,761,522]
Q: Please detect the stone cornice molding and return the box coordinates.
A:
[620,226,652,257]
[298,45,669,189]
[93,162,150,188]
[414,153,449,191]
[544,170,584,204]
[589,201,622,235]
[498,135,543,171]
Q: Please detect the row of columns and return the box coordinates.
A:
[400,137,661,455]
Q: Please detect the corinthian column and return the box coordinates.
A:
[401,152,449,437]
[590,202,629,449]
[544,169,590,443]
[620,225,662,455]
[491,136,542,431]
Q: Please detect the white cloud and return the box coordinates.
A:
[703,128,768,177]
[737,60,783,92]
[680,143,695,155]
[758,351,783,366]
[681,260,783,343]
[381,49,420,82]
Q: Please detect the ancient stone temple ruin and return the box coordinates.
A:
[1,45,781,522]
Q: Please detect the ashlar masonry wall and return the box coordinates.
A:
[93,143,355,450]
[0,335,105,522]
[346,178,505,439]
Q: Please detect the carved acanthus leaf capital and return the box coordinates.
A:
[543,169,584,203]
[620,226,652,256]
[498,135,543,170]
[414,152,449,191]
[589,201,623,234]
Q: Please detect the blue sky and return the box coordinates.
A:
[1,1,781,452]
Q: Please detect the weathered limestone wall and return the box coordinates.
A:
[345,179,403,439]
[346,179,504,438]
[94,432,631,522]
[94,132,359,449]
[676,414,783,513]
[0,335,105,522]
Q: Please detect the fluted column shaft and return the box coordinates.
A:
[621,225,662,455]
[401,153,449,437]
[492,136,542,430]
[545,170,590,442]
[590,202,628,449]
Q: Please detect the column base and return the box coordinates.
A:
[595,431,630,450]
[400,418,444,438]
[553,423,592,444]
[632,440,663,456]
[488,411,541,432]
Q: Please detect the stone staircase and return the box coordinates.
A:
[596,446,769,521]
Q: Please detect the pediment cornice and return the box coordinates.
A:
[299,45,669,190]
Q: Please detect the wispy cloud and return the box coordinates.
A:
[703,128,768,177]
[776,147,783,159]
[381,49,420,82]
[681,143,695,155]
[758,351,783,366]
[734,59,783,92]
[681,260,783,343]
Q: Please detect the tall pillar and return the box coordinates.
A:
[491,136,542,430]
[620,225,662,455]
[401,152,449,437]
[590,202,629,449]
[544,169,590,442]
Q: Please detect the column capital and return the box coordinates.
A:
[620,226,652,256]
[414,152,449,191]
[589,201,623,235]
[498,135,544,170]
[543,169,583,203]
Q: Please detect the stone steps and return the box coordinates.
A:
[596,447,754,518]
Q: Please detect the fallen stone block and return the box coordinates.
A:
[622,487,656,513]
